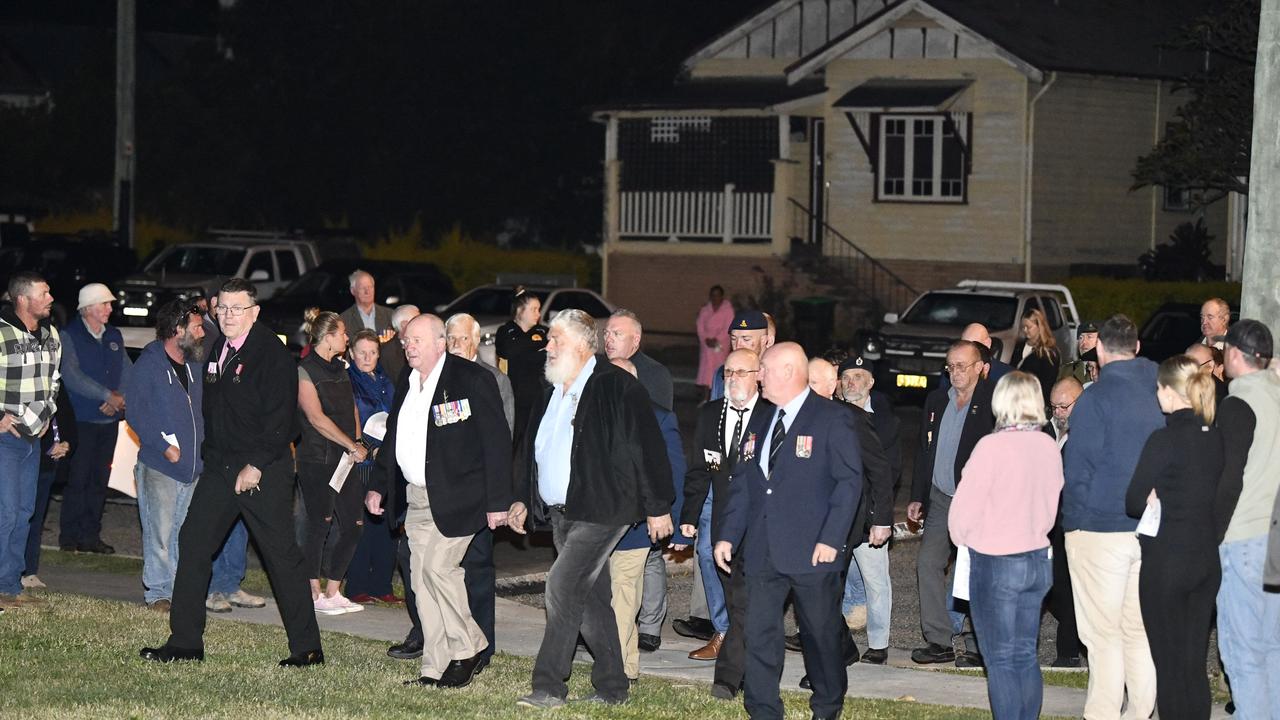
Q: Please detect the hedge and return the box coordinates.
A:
[1064,277,1242,327]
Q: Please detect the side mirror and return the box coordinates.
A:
[248,269,269,282]
[883,312,899,324]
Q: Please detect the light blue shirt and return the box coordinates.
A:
[357,305,377,330]
[931,386,970,496]
[535,355,597,506]
[757,387,811,477]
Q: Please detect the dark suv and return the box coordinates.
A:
[0,234,138,326]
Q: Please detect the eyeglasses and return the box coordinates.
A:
[1050,400,1076,411]
[943,360,982,375]
[1198,359,1214,368]
[213,304,256,317]
[723,369,759,379]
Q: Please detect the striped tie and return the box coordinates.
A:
[767,409,787,474]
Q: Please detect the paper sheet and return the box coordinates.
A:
[1136,498,1161,537]
[952,545,971,601]
[161,432,179,448]
[328,452,356,493]
[362,412,389,442]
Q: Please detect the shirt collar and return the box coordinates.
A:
[81,315,106,340]
[778,387,810,421]
[562,355,596,399]
[409,352,446,392]
[728,392,759,414]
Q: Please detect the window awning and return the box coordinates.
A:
[833,79,971,112]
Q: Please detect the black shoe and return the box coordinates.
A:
[910,643,955,664]
[798,674,811,690]
[710,682,738,700]
[785,633,803,652]
[387,637,424,660]
[80,539,115,555]
[671,617,714,641]
[437,653,483,688]
[403,676,437,686]
[1050,655,1081,668]
[139,645,204,663]
[637,633,661,652]
[860,647,888,665]
[954,651,984,668]
[279,649,324,667]
[474,654,491,677]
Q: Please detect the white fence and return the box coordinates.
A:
[619,184,772,242]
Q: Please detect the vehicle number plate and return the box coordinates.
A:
[122,307,149,317]
[896,374,928,389]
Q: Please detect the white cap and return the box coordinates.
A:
[77,283,116,310]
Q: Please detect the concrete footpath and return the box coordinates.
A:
[36,562,1217,719]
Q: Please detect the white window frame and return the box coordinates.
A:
[876,114,966,203]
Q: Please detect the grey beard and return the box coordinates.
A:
[1052,415,1069,434]
[179,336,205,363]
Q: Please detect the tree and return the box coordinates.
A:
[1131,0,1259,205]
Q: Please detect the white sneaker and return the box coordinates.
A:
[331,593,364,613]
[21,575,46,589]
[313,595,347,615]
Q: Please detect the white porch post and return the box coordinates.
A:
[603,116,620,296]
[721,183,736,244]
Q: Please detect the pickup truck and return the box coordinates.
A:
[111,230,358,327]
[863,280,1081,395]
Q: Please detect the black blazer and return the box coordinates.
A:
[374,352,513,538]
[911,377,995,512]
[866,390,902,483]
[846,402,894,544]
[681,396,775,535]
[202,321,297,471]
[513,355,673,528]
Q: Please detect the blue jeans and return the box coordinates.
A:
[850,542,892,649]
[1217,535,1280,719]
[135,461,198,603]
[209,518,249,596]
[968,548,1051,720]
[25,463,59,577]
[0,434,40,595]
[841,560,866,613]
[695,492,728,633]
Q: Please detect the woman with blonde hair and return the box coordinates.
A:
[1017,307,1060,406]
[1126,355,1223,720]
[296,308,368,615]
[950,371,1062,719]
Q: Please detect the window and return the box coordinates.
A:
[1032,296,1064,329]
[245,250,274,281]
[877,114,967,202]
[901,293,1017,329]
[547,291,611,318]
[275,250,301,281]
[147,246,245,276]
[1163,186,1192,212]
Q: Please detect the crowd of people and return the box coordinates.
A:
[2,269,1279,719]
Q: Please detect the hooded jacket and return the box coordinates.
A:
[122,340,203,484]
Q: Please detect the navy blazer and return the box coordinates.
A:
[715,391,863,576]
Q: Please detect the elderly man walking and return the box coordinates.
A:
[510,309,674,709]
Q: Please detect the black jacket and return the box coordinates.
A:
[681,396,775,534]
[202,321,298,471]
[846,402,894,544]
[1125,408,1224,549]
[1015,344,1061,406]
[911,377,995,512]
[514,355,673,528]
[866,390,902,484]
[373,352,513,538]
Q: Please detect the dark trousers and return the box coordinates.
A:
[58,422,116,546]
[398,524,496,661]
[1047,521,1081,659]
[297,460,365,581]
[713,549,749,690]
[1140,541,1220,720]
[531,511,629,702]
[167,456,320,655]
[742,547,847,720]
[344,507,396,597]
[25,461,62,576]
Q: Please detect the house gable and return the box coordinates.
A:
[681,0,896,70]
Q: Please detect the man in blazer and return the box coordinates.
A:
[680,348,773,698]
[340,269,399,376]
[908,339,995,667]
[714,342,863,720]
[367,314,513,689]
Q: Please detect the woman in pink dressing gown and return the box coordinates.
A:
[695,285,733,391]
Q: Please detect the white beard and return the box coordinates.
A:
[544,353,580,387]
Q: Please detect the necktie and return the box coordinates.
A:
[727,406,747,460]
[767,408,787,474]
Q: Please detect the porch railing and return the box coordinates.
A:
[787,197,919,314]
[619,183,772,242]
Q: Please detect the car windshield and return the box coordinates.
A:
[146,246,245,276]
[901,293,1019,329]
[442,287,548,318]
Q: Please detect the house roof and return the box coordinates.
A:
[593,77,826,113]
[833,79,970,111]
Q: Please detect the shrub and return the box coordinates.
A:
[1065,276,1241,327]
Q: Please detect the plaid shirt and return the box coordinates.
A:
[0,307,62,438]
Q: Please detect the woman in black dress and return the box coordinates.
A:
[1016,307,1060,406]
[1125,354,1224,720]
[495,287,548,445]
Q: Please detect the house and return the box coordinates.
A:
[593,0,1235,338]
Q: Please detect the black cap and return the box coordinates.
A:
[1078,322,1098,335]
[838,354,875,377]
[1216,319,1274,360]
[730,310,767,331]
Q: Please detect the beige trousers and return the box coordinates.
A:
[405,483,487,678]
[609,547,649,679]
[1065,530,1156,720]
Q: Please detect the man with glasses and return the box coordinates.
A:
[1199,298,1231,349]
[1045,376,1084,667]
[142,278,322,666]
[909,340,994,668]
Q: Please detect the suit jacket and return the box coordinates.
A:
[373,352,513,538]
[513,355,672,528]
[478,359,515,432]
[845,402,894,544]
[911,377,995,513]
[866,390,901,482]
[681,395,775,535]
[716,391,863,576]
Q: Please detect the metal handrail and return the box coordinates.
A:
[786,197,919,314]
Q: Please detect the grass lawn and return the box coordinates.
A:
[0,593,1008,720]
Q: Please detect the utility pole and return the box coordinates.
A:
[113,0,136,249]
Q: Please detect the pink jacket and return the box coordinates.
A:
[949,429,1063,555]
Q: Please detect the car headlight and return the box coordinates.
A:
[481,332,495,346]
[862,335,882,360]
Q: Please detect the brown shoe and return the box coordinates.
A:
[0,593,46,608]
[147,599,172,613]
[689,632,724,660]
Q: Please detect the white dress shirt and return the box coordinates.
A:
[395,353,445,488]
[757,388,811,477]
[535,356,596,506]
[722,393,760,457]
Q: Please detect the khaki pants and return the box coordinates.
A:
[609,547,649,679]
[405,484,487,678]
[1065,530,1156,719]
